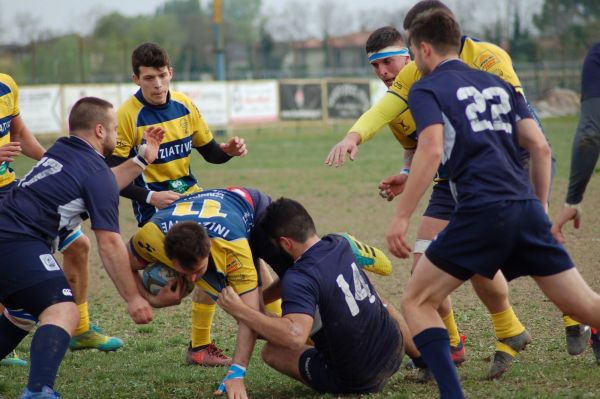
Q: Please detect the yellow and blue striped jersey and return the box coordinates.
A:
[130,189,258,300]
[0,74,20,190]
[114,89,214,223]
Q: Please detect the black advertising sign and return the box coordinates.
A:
[326,82,370,119]
[279,83,323,120]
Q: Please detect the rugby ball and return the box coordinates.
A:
[141,262,194,297]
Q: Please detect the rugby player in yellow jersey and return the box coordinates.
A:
[0,74,124,367]
[325,17,540,379]
[108,43,253,367]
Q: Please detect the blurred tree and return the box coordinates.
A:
[509,10,539,62]
[534,0,600,59]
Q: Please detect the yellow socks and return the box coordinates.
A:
[74,302,90,336]
[563,315,580,328]
[442,309,461,347]
[265,299,282,317]
[492,307,525,356]
[191,302,216,348]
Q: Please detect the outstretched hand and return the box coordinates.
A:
[378,173,409,201]
[221,136,248,157]
[324,134,360,167]
[140,126,165,164]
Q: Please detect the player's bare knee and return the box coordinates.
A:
[64,234,91,259]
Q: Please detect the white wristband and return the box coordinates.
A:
[400,168,410,175]
[132,155,147,170]
[146,191,155,204]
[565,202,582,217]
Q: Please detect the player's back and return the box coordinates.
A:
[409,60,536,207]
[0,136,118,242]
[282,234,400,388]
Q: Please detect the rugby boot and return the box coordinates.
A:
[0,350,27,366]
[566,324,591,355]
[590,328,600,364]
[20,386,60,399]
[451,334,466,365]
[488,329,532,379]
[186,342,232,367]
[69,324,123,352]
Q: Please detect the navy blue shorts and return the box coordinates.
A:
[423,181,455,221]
[0,239,74,305]
[246,188,294,279]
[298,343,402,394]
[425,200,574,281]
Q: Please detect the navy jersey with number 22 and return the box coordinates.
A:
[408,60,536,208]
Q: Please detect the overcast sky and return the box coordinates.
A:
[0,0,543,44]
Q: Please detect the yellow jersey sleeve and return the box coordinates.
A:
[2,74,20,116]
[349,91,411,144]
[129,223,172,266]
[460,37,523,94]
[195,237,258,298]
[114,100,140,158]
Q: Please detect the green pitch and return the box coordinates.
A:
[3,116,600,398]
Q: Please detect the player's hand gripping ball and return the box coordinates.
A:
[142,262,195,297]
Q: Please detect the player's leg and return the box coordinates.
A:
[261,342,309,382]
[0,304,28,367]
[61,230,123,352]
[470,272,531,379]
[1,241,79,398]
[414,216,464,365]
[187,288,231,366]
[533,268,600,332]
[401,255,467,399]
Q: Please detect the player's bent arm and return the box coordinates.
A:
[516,118,552,206]
[218,286,312,350]
[262,278,282,305]
[10,115,45,160]
[387,125,442,258]
[95,229,153,324]
[394,124,443,219]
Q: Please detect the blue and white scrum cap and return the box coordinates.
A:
[367,46,410,63]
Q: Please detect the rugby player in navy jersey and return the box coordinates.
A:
[217,197,416,395]
[0,97,162,399]
[385,10,600,399]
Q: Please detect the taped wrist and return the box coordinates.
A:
[216,363,246,392]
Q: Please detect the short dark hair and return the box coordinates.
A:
[259,198,316,243]
[408,9,461,56]
[164,221,211,271]
[365,26,404,54]
[68,97,113,133]
[403,0,453,30]
[131,42,171,76]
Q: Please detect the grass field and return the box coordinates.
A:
[2,116,600,399]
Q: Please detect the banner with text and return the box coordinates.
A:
[228,81,278,124]
[176,82,229,127]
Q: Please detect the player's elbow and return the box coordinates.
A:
[531,140,552,162]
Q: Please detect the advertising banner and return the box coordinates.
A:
[279,82,323,120]
[176,82,229,126]
[228,81,278,124]
[326,82,371,119]
[19,85,62,134]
